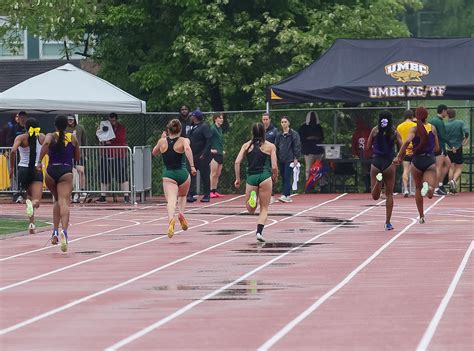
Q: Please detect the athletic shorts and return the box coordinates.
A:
[447,147,463,165]
[18,166,43,190]
[412,154,436,172]
[99,157,129,184]
[163,168,189,186]
[247,171,272,187]
[403,154,413,162]
[371,156,393,172]
[47,164,73,183]
[211,153,223,164]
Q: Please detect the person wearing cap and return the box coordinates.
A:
[96,113,130,203]
[66,115,87,203]
[187,109,212,202]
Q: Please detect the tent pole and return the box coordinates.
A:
[266,102,269,113]
[407,100,411,109]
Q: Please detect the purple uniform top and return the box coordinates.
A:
[48,132,75,166]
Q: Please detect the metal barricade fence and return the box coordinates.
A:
[0,146,136,203]
[81,146,134,202]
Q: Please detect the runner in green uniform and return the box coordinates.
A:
[153,119,197,238]
[234,123,278,242]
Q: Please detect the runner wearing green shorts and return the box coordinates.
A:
[234,122,278,242]
[153,119,197,238]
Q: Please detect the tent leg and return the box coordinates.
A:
[266,102,269,113]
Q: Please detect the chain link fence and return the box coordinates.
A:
[72,106,472,195]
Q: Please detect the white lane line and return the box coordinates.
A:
[0,196,244,262]
[107,196,391,351]
[0,194,346,336]
[257,196,445,351]
[416,240,474,351]
[0,197,245,289]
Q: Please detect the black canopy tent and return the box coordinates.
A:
[267,38,474,104]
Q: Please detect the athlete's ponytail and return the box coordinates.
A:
[54,115,68,152]
[413,107,429,154]
[25,118,40,183]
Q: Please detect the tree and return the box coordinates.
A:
[0,0,422,110]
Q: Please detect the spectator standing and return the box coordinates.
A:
[187,109,212,203]
[298,111,324,180]
[275,116,301,202]
[445,109,469,193]
[261,112,278,144]
[10,111,28,203]
[66,115,87,203]
[96,113,130,203]
[396,109,417,197]
[351,116,373,192]
[210,113,225,198]
[428,104,450,195]
[178,105,191,137]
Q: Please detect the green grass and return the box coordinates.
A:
[0,218,50,235]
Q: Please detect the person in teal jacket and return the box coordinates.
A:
[445,109,469,193]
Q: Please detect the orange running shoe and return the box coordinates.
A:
[168,218,176,238]
[178,213,188,231]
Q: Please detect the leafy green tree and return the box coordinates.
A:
[1,0,422,110]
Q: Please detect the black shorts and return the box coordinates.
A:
[211,153,223,164]
[412,154,436,172]
[47,164,73,183]
[18,166,43,190]
[99,157,129,184]
[447,147,463,165]
[371,156,393,172]
[403,155,413,162]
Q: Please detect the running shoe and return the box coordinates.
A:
[28,223,36,234]
[25,199,34,218]
[403,191,409,198]
[51,231,59,245]
[384,223,394,231]
[256,233,265,242]
[168,218,176,238]
[421,182,429,197]
[248,190,257,208]
[449,179,457,193]
[434,187,446,196]
[72,193,80,203]
[178,213,188,231]
[419,216,425,224]
[59,230,68,252]
[210,192,218,199]
[214,192,224,198]
[376,173,383,182]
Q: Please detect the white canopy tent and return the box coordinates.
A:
[0,63,146,114]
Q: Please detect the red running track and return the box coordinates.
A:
[0,193,473,350]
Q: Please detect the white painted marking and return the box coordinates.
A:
[0,195,346,336]
[257,196,445,351]
[416,240,474,351]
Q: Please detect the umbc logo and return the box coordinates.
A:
[385,61,429,82]
[368,60,446,98]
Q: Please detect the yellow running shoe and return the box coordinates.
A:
[59,230,68,252]
[248,190,257,209]
[178,213,188,231]
[168,218,176,238]
[26,199,34,218]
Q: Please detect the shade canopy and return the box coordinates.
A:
[268,38,474,104]
[0,63,146,114]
